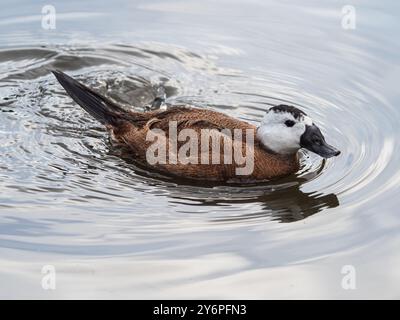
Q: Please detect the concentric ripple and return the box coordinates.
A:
[1,41,399,230]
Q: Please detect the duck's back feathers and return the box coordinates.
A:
[112,107,299,181]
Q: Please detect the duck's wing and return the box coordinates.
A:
[116,105,257,156]
[143,106,255,133]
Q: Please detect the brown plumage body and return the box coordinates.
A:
[52,70,299,182]
[109,106,299,182]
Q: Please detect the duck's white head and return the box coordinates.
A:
[256,105,340,158]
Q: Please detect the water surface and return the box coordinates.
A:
[1,0,400,298]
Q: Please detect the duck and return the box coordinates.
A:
[52,70,340,182]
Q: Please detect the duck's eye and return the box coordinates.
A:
[285,120,295,127]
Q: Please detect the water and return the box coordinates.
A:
[1,0,400,299]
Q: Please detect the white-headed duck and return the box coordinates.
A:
[52,70,340,182]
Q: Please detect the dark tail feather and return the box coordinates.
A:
[52,70,124,125]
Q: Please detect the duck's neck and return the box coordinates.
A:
[256,126,300,157]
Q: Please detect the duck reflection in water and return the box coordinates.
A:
[158,173,339,223]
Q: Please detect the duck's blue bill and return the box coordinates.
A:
[300,124,340,158]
